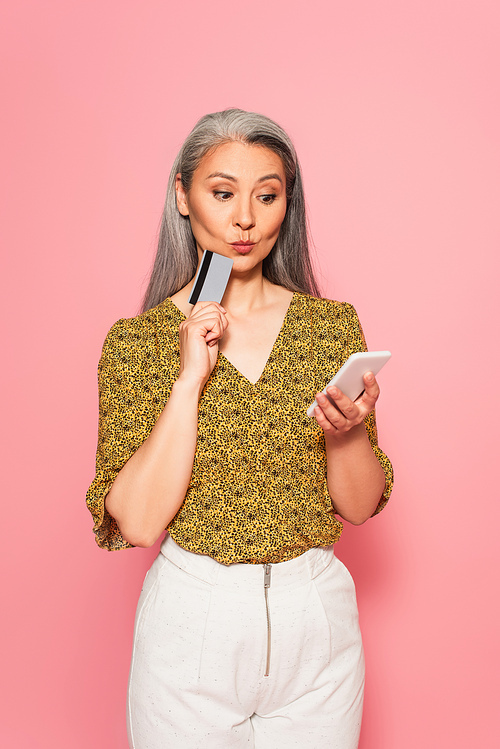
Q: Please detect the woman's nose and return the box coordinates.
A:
[233,198,255,231]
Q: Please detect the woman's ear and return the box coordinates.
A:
[175,174,189,216]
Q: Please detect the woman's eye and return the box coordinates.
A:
[259,194,277,205]
[214,191,233,201]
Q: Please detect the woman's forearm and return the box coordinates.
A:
[104,301,228,548]
[105,378,202,547]
[325,422,386,525]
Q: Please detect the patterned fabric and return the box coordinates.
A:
[86,293,393,563]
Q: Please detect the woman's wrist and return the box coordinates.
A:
[171,375,206,401]
[324,420,368,451]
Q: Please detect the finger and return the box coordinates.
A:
[203,318,225,343]
[316,392,348,428]
[184,310,227,336]
[189,301,227,318]
[189,305,228,336]
[357,372,380,409]
[205,328,223,345]
[324,386,359,421]
[313,403,340,435]
[179,324,221,355]
[362,371,380,396]
[191,300,226,311]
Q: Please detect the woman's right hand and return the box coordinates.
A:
[177,301,228,390]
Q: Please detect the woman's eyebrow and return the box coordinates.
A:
[205,171,283,184]
[206,171,236,182]
[258,173,283,184]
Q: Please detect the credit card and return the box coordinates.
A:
[188,250,233,305]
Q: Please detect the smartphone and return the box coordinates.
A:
[306,351,391,418]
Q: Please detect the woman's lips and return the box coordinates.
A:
[230,242,255,254]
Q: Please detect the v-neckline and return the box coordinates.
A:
[165,292,297,387]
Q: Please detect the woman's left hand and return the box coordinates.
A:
[313,371,380,440]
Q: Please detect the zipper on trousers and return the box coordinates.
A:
[263,564,272,677]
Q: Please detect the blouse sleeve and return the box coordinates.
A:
[86,318,153,550]
[339,302,394,515]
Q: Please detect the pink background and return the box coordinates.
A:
[2,1,499,746]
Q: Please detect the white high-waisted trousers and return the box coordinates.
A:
[127,535,365,749]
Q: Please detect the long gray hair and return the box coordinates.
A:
[141,109,321,312]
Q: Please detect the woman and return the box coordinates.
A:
[86,109,393,749]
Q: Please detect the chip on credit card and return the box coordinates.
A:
[188,251,233,305]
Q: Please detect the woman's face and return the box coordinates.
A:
[176,141,287,274]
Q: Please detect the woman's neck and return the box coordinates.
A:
[171,262,282,318]
[221,271,274,315]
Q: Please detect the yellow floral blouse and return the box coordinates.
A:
[86,292,393,563]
